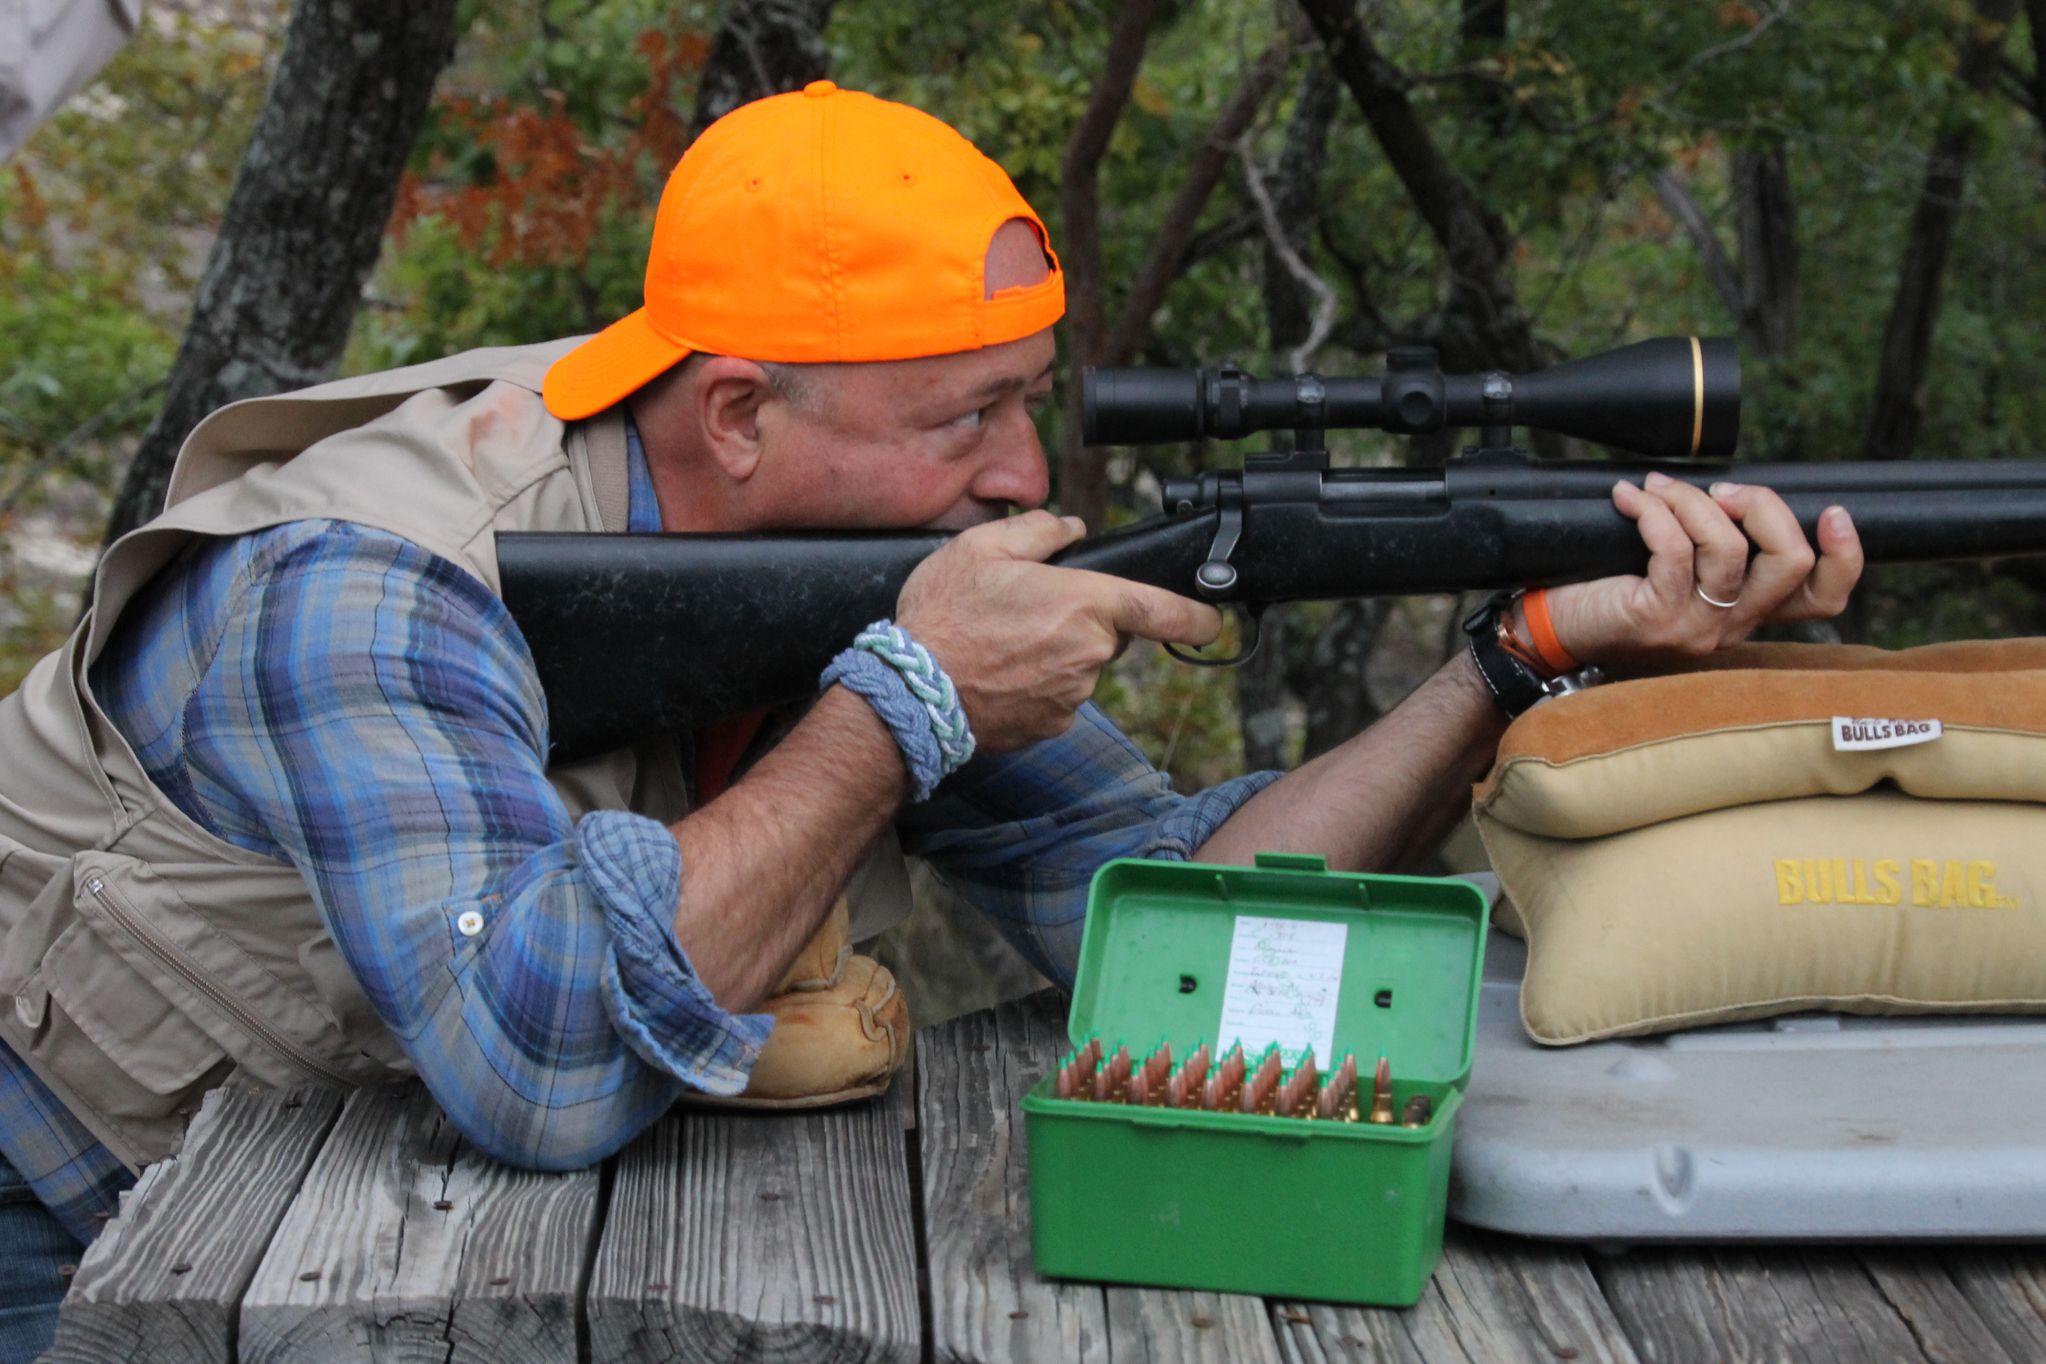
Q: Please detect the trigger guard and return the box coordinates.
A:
[1164,606,1263,668]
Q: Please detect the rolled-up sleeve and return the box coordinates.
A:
[175,522,766,1169]
[898,701,1280,988]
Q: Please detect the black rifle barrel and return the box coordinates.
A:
[499,459,2046,761]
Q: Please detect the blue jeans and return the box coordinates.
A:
[0,1150,80,1363]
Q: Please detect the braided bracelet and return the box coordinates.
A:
[819,619,976,802]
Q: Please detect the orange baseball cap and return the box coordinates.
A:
[543,81,1066,421]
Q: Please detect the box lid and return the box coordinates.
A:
[1065,854,1492,1088]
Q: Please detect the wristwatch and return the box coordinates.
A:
[1461,592,1605,718]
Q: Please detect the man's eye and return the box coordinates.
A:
[951,407,987,430]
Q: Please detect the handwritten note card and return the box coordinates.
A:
[1215,915,1348,1065]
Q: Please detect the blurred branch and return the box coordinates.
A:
[1,381,165,520]
[1652,167,1743,322]
[1097,33,1299,368]
[688,0,838,140]
[1294,0,1537,372]
[1238,137,1337,372]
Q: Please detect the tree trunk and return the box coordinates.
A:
[102,0,461,547]
[688,0,839,141]
[1295,0,1537,374]
[1734,144,1797,359]
[1861,0,2018,461]
[1058,0,1166,530]
[1458,0,1512,136]
[1293,600,1385,762]
[1237,58,1345,773]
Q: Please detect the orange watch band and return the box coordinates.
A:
[1521,588,1580,674]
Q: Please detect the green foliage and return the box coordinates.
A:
[11,0,2046,766]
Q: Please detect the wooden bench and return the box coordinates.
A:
[46,990,2046,1362]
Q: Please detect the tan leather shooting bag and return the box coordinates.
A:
[1473,639,2046,1043]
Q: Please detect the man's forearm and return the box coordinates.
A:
[1192,650,1507,872]
[668,687,909,1012]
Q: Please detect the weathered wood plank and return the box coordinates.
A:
[1938,1251,2046,1362]
[918,991,1111,1363]
[587,1084,921,1364]
[1275,1228,1640,1363]
[45,1085,344,1364]
[1593,1246,2015,1364]
[1859,1251,2022,1364]
[238,1082,599,1364]
[1107,1285,1283,1363]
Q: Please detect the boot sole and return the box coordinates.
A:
[673,1074,895,1112]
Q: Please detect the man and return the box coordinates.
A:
[0,82,1860,1357]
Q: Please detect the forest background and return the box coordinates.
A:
[6,0,2045,1009]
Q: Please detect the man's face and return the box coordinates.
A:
[750,327,1057,532]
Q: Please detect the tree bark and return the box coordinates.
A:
[1861,0,2018,461]
[102,0,461,547]
[1295,0,1537,373]
[688,0,839,141]
[1654,144,1797,362]
[1458,0,1512,136]
[1235,58,1345,774]
[1652,168,1744,332]
[2026,0,2046,143]
[1292,600,1385,762]
[1734,144,1797,359]
[1058,0,1166,530]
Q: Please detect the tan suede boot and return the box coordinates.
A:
[695,896,911,1109]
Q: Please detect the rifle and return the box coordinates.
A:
[499,338,2046,763]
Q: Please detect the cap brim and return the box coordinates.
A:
[543,308,694,421]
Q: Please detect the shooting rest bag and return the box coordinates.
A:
[1472,639,2046,1044]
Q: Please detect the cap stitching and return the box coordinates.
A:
[816,94,845,358]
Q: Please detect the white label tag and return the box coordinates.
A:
[1831,716,1943,751]
[1215,915,1347,1066]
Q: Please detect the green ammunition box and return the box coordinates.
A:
[1022,852,1491,1307]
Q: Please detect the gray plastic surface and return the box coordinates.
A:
[1449,881,2046,1242]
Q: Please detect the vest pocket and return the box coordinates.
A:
[40,916,228,1095]
[68,857,358,1090]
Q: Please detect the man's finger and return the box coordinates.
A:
[1613,479,1696,605]
[1645,472,1748,605]
[961,508,1087,562]
[1780,505,1863,622]
[1071,571,1223,647]
[1707,482,1812,626]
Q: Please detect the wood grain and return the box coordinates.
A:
[237,1082,599,1364]
[917,992,1111,1363]
[587,1085,921,1363]
[1276,1228,1641,1363]
[1592,1246,2008,1364]
[46,1085,343,1364]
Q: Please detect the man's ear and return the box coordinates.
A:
[695,356,776,482]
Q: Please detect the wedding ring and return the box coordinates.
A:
[1695,582,1740,609]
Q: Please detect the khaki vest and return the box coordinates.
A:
[0,339,909,1171]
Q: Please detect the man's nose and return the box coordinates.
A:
[973,407,1051,511]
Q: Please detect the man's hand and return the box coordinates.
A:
[894,510,1223,750]
[1546,472,1865,666]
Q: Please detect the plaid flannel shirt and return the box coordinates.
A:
[0,423,1277,1241]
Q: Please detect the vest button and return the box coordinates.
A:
[456,910,485,938]
[14,992,44,1028]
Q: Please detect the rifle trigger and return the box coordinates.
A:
[1165,606,1262,668]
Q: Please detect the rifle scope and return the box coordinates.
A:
[1082,336,1740,460]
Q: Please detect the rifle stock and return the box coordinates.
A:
[499,457,2046,762]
